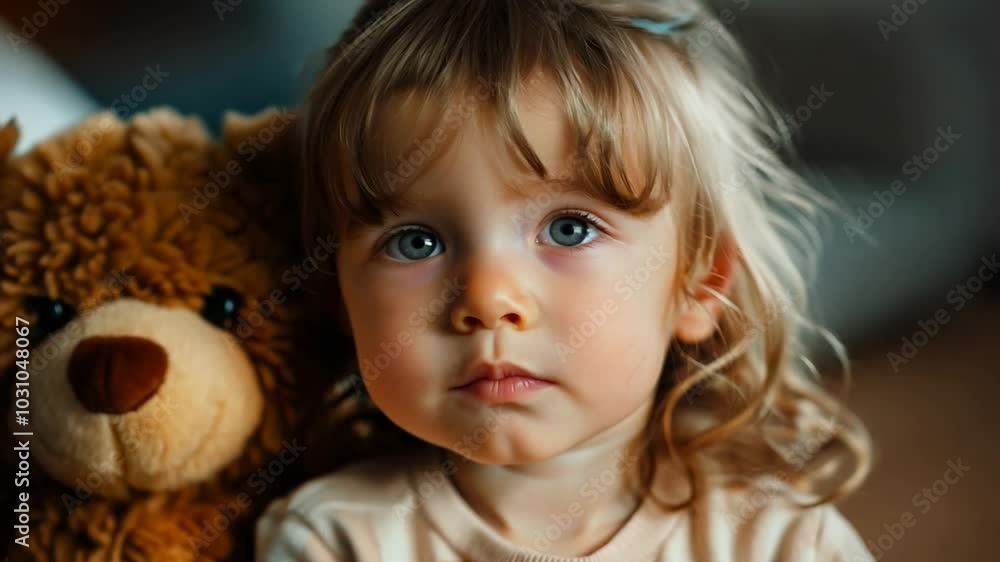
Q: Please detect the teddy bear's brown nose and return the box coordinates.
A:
[67,335,168,415]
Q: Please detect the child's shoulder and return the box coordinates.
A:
[688,473,872,561]
[646,452,870,560]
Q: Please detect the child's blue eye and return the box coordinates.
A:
[379,210,606,262]
[383,228,443,261]
[539,213,601,248]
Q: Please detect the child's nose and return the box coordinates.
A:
[449,257,539,333]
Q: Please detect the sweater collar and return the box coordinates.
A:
[408,444,688,562]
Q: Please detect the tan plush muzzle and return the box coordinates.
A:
[29,297,264,499]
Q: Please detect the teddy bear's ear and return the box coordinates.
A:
[221,107,298,178]
[0,118,19,163]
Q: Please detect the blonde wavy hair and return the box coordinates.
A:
[299,0,871,510]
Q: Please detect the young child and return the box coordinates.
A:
[257,1,875,560]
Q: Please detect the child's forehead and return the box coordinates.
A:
[372,79,579,183]
[374,75,566,153]
[346,68,672,227]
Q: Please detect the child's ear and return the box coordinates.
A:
[674,236,738,344]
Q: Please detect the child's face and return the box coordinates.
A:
[334,74,683,464]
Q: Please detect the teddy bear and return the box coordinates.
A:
[0,106,370,561]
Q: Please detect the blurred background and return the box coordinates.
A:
[1,0,997,559]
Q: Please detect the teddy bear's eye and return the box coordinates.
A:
[22,295,77,340]
[200,285,244,331]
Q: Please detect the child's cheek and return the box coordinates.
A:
[358,338,446,431]
[553,267,672,384]
[549,262,645,345]
[354,312,442,384]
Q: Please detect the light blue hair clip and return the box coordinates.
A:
[629,14,696,37]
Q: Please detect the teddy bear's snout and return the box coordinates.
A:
[67,335,169,414]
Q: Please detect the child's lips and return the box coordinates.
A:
[451,360,555,403]
[450,360,552,390]
[453,376,555,403]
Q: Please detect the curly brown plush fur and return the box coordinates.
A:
[0,107,348,561]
